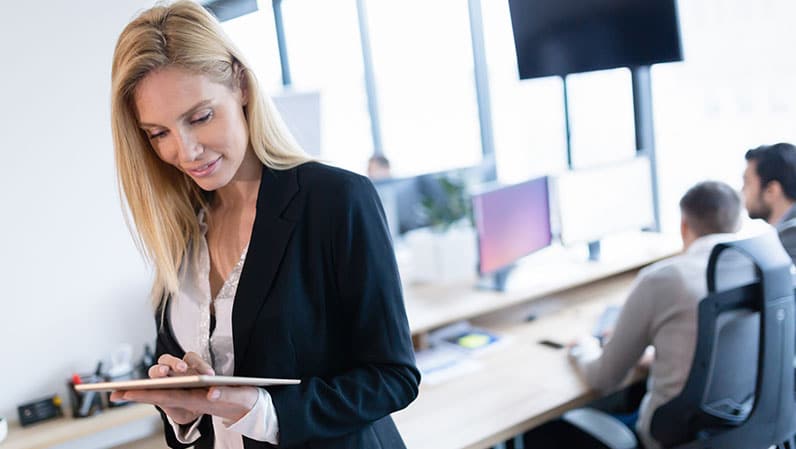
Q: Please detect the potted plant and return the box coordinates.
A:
[405,174,478,283]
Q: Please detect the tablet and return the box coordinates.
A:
[74,375,300,392]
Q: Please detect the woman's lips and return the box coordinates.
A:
[187,157,221,177]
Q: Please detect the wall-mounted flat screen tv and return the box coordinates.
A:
[508,0,682,79]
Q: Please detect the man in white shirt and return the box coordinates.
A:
[525,181,743,449]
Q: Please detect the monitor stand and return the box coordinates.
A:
[588,240,601,261]
[476,265,515,292]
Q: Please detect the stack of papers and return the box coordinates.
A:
[415,345,481,386]
[415,321,508,385]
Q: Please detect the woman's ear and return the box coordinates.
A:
[236,64,249,107]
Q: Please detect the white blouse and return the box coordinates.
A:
[167,211,279,447]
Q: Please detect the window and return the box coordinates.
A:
[480,0,567,183]
[566,68,636,168]
[364,0,482,177]
[220,1,282,92]
[280,0,373,173]
[651,0,796,231]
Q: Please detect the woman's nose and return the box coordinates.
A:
[174,131,203,163]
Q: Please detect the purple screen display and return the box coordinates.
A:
[472,177,552,274]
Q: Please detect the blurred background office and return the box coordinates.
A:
[1,0,796,447]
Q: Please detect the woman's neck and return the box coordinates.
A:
[213,149,262,211]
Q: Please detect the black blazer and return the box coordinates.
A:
[155,162,420,449]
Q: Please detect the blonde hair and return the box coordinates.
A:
[111,0,311,309]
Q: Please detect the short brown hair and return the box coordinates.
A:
[679,181,741,237]
[745,143,796,201]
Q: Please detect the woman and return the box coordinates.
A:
[107,2,420,448]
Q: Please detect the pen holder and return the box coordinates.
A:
[105,343,135,408]
[68,374,104,418]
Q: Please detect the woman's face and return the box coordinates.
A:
[135,66,251,192]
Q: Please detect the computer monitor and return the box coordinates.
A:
[556,156,655,254]
[373,162,496,237]
[372,176,420,238]
[472,176,552,290]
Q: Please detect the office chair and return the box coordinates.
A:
[649,231,795,448]
[562,231,796,449]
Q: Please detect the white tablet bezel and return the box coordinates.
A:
[74,375,300,392]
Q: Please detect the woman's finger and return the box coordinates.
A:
[157,354,189,373]
[148,364,172,378]
[183,352,215,375]
[123,388,207,409]
[115,387,201,425]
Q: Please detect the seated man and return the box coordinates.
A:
[525,181,742,449]
[742,142,796,263]
[367,154,392,180]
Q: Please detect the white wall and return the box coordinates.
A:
[0,0,158,423]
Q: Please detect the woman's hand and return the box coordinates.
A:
[109,352,258,425]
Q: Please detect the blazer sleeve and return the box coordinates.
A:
[268,175,421,447]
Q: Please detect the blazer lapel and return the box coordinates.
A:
[232,165,300,370]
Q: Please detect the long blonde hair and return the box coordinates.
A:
[111,0,311,309]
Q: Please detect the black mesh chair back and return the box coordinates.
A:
[650,231,795,449]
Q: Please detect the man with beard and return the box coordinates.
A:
[742,142,796,263]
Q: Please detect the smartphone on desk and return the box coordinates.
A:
[538,339,565,350]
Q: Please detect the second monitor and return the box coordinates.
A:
[556,156,655,260]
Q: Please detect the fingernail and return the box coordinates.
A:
[209,389,221,400]
[160,366,168,374]
[177,362,187,371]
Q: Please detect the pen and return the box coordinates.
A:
[78,391,95,417]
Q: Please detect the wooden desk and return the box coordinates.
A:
[3,403,157,449]
[394,272,640,449]
[111,434,167,449]
[4,233,672,449]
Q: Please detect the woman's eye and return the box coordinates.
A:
[149,130,167,140]
[191,111,213,124]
